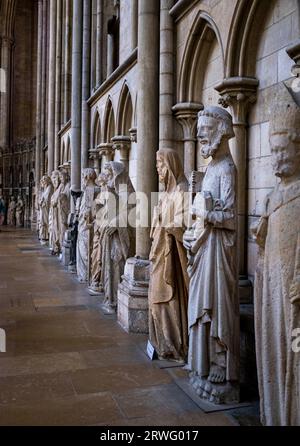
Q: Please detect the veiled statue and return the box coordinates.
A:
[39,175,53,244]
[15,195,24,227]
[7,196,16,226]
[89,172,109,295]
[58,169,70,249]
[49,170,61,255]
[183,106,239,404]
[76,168,97,282]
[149,148,189,362]
[100,161,135,313]
[252,86,300,426]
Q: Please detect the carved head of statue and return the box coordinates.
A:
[81,168,97,189]
[96,172,108,188]
[59,169,69,185]
[270,86,300,181]
[156,148,187,192]
[51,170,61,190]
[197,106,234,159]
[103,161,135,196]
[41,175,52,189]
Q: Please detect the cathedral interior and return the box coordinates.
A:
[0,0,299,428]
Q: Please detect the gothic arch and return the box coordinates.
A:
[103,97,116,143]
[0,0,17,38]
[225,0,300,77]
[178,11,225,103]
[92,109,101,148]
[116,82,133,136]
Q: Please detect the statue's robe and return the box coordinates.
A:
[76,186,96,282]
[255,180,300,426]
[187,155,239,381]
[149,148,189,363]
[58,182,70,248]
[50,185,61,254]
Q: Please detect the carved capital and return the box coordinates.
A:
[111,135,131,161]
[129,127,137,143]
[286,39,300,66]
[172,102,203,140]
[88,148,99,161]
[98,143,115,162]
[215,77,258,125]
[1,36,14,47]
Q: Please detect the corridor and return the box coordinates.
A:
[0,228,235,426]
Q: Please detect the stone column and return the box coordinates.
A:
[40,0,48,174]
[0,36,14,151]
[95,0,103,86]
[118,0,159,334]
[159,0,174,149]
[107,32,114,77]
[63,0,72,123]
[90,0,97,90]
[54,0,62,169]
[131,0,138,50]
[81,0,91,169]
[70,0,83,202]
[112,135,131,171]
[135,0,159,259]
[47,0,57,175]
[215,77,258,280]
[35,0,43,189]
[172,102,203,177]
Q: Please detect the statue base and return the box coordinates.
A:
[117,257,150,334]
[101,302,116,314]
[88,286,103,296]
[189,373,240,405]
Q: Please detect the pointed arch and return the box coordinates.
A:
[224,0,299,77]
[178,11,224,103]
[92,109,101,148]
[0,0,17,38]
[103,96,116,143]
[116,82,133,135]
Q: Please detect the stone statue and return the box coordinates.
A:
[88,172,109,295]
[49,170,61,255]
[7,196,16,226]
[252,86,300,426]
[148,148,189,362]
[76,168,97,282]
[39,175,53,244]
[100,161,135,313]
[58,169,70,250]
[183,106,239,404]
[0,196,6,226]
[15,195,24,227]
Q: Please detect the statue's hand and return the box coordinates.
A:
[290,279,300,305]
[106,226,116,236]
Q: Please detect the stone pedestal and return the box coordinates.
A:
[189,374,239,405]
[117,257,150,334]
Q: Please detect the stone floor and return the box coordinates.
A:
[0,227,237,426]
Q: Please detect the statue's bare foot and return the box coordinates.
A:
[208,364,226,383]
